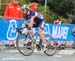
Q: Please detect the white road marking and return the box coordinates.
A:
[2,58,24,60]
[53,55,62,57]
[59,50,75,55]
[6,50,18,52]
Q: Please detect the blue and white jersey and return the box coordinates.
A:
[25,10,45,22]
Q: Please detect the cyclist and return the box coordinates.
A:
[21,5,49,48]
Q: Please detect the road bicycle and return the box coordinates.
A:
[16,25,56,56]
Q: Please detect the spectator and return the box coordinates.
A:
[4,0,23,48]
[29,2,39,11]
[4,0,22,20]
[54,18,61,24]
[53,18,61,47]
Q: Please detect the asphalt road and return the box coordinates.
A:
[0,48,75,61]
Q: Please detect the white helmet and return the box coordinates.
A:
[21,5,29,10]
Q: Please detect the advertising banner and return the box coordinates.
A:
[0,19,75,42]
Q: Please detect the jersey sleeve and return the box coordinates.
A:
[31,11,37,16]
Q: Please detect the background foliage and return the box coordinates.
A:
[0,0,75,23]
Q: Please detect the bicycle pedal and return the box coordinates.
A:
[36,44,41,51]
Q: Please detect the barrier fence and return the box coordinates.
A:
[0,19,75,45]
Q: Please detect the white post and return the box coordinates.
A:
[45,0,47,12]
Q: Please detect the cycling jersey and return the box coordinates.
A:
[25,10,44,22]
[25,10,45,29]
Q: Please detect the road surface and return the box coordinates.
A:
[0,48,75,61]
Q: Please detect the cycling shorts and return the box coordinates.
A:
[26,19,45,30]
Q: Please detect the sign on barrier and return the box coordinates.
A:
[50,24,74,41]
[0,19,23,40]
[0,19,75,42]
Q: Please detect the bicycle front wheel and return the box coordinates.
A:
[16,33,34,56]
[44,34,56,56]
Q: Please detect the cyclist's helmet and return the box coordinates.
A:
[21,5,29,11]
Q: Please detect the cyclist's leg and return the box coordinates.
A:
[38,20,49,46]
[25,20,33,46]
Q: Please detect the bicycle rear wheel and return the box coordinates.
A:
[16,33,34,56]
[44,34,56,56]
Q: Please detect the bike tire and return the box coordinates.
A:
[43,34,56,56]
[16,33,34,56]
